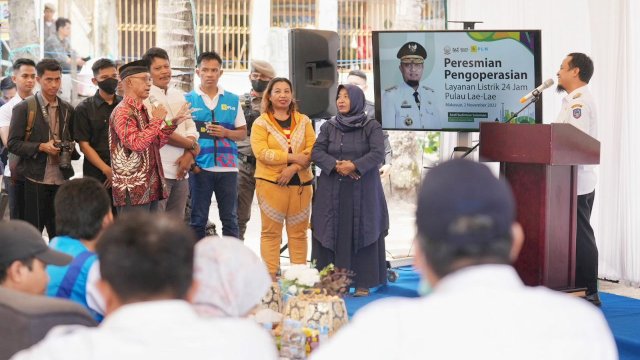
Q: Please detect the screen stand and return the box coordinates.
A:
[453,132,473,159]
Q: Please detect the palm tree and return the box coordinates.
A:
[94,0,119,58]
[8,0,39,61]
[156,0,197,92]
[388,0,428,196]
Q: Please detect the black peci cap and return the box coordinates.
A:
[118,59,150,80]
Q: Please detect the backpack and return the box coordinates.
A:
[8,96,38,179]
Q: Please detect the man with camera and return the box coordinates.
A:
[8,59,78,237]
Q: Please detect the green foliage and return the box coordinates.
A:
[418,131,440,154]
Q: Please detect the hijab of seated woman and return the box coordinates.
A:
[331,84,369,131]
[192,237,272,317]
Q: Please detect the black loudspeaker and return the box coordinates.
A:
[289,29,339,118]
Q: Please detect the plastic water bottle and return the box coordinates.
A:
[280,319,306,360]
[318,325,329,345]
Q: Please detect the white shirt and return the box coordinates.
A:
[382,81,442,130]
[311,265,617,360]
[143,85,199,180]
[194,85,246,173]
[0,94,29,177]
[554,85,598,195]
[11,300,278,360]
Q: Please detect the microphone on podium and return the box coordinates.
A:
[520,78,554,103]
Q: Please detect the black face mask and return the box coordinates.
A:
[251,79,269,93]
[97,78,119,95]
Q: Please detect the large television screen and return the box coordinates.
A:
[373,30,542,131]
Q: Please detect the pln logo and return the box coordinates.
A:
[471,44,489,53]
[443,46,451,55]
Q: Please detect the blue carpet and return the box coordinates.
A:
[600,293,640,360]
[344,266,420,317]
[344,267,640,360]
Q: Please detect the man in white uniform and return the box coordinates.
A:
[311,159,617,360]
[382,41,440,130]
[554,52,600,305]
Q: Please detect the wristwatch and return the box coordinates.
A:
[190,140,197,151]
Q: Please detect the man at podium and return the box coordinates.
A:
[554,52,600,306]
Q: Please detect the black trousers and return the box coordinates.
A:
[24,179,59,238]
[3,177,25,220]
[576,191,598,294]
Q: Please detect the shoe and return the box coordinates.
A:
[584,292,602,307]
[353,288,370,297]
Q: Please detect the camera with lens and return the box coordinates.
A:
[54,141,73,170]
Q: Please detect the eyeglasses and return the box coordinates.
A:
[128,75,152,83]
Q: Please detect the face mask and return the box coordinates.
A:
[97,78,119,95]
[251,79,269,93]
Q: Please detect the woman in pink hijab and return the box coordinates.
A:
[193,237,272,317]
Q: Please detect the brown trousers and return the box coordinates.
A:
[256,179,312,276]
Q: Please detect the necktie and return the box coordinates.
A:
[413,91,421,110]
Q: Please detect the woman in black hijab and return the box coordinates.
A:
[311,84,389,296]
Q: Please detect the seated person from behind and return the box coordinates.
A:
[12,213,278,360]
[46,178,113,321]
[0,220,95,359]
[311,159,617,360]
[192,236,272,317]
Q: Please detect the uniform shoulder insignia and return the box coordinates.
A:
[422,85,434,92]
[572,108,582,119]
[572,93,582,99]
[385,86,397,92]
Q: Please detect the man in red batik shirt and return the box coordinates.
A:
[109,60,191,214]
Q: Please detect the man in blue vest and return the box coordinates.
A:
[185,52,247,239]
[46,177,113,321]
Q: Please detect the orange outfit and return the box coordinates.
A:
[250,111,315,276]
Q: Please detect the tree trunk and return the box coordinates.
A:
[8,0,39,61]
[388,0,426,198]
[94,0,119,58]
[156,0,197,92]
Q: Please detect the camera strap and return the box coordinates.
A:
[36,92,66,141]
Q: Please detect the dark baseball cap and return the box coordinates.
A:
[0,220,72,266]
[416,159,516,246]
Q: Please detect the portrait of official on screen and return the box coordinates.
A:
[379,40,442,131]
